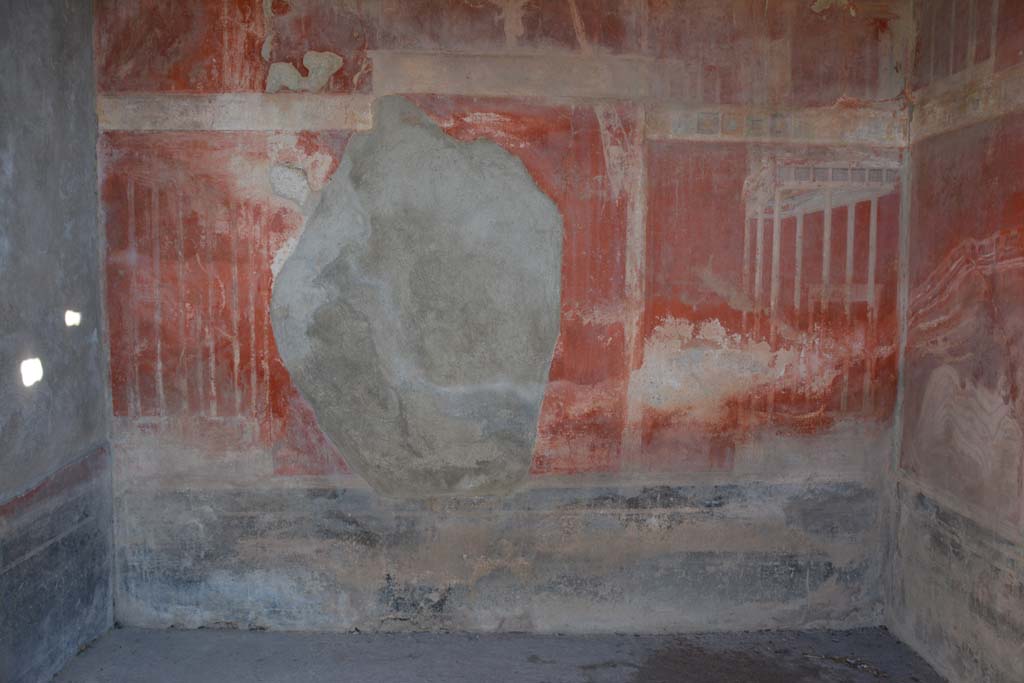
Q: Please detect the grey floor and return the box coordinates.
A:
[56,626,945,682]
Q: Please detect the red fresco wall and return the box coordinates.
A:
[911,0,1024,90]
[101,131,350,475]
[643,143,900,472]
[901,110,1024,527]
[901,0,1024,529]
[888,9,1024,677]
[97,0,908,482]
[95,0,899,102]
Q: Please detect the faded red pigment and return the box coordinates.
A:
[97,0,908,478]
[901,109,1024,528]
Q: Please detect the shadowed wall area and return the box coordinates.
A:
[0,2,111,682]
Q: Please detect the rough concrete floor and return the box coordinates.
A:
[55,626,944,682]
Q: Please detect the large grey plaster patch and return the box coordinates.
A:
[271,96,562,498]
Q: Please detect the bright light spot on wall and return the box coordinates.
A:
[20,358,43,387]
[65,309,82,327]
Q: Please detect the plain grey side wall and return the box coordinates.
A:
[0,1,112,681]
[889,489,1024,683]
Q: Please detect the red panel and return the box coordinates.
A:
[912,0,935,90]
[645,141,748,338]
[643,141,747,469]
[378,0,506,51]
[101,131,350,475]
[995,0,1024,71]
[903,111,1024,524]
[975,0,994,64]
[910,113,1024,286]
[931,0,954,80]
[95,0,266,93]
[647,0,760,105]
[648,0,893,106]
[642,141,901,471]
[790,6,884,105]
[951,0,971,74]
[378,0,643,54]
[521,0,644,54]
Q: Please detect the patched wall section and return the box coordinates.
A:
[271,96,562,497]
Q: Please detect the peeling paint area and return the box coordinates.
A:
[262,0,374,93]
[266,51,344,93]
[101,131,351,476]
[634,317,839,423]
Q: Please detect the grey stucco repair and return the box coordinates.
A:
[271,95,562,498]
